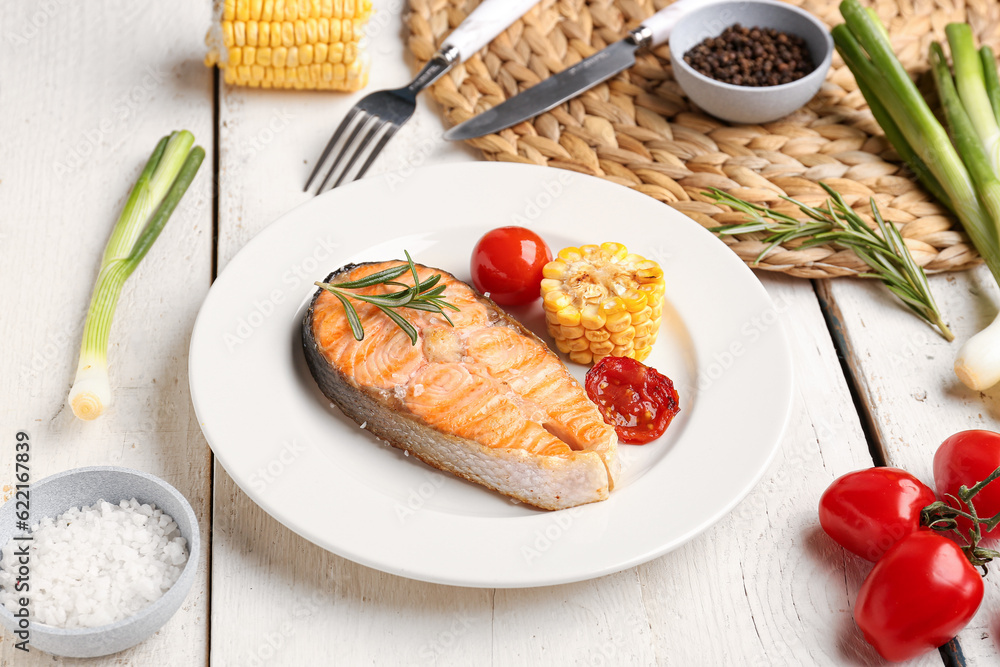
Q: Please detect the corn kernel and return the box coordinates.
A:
[540,278,562,295]
[581,304,606,330]
[543,290,572,311]
[558,247,582,262]
[601,297,626,315]
[569,350,593,365]
[543,261,568,280]
[610,329,635,345]
[634,347,652,362]
[560,324,585,339]
[556,306,581,327]
[590,340,614,355]
[605,311,631,333]
[555,338,573,354]
[611,344,633,357]
[600,242,628,261]
[621,289,647,312]
[585,329,610,343]
[567,337,590,352]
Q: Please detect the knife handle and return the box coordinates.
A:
[441,0,540,62]
[639,0,727,47]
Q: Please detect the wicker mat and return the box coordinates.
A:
[406,0,1000,278]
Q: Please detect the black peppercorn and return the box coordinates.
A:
[682,24,815,87]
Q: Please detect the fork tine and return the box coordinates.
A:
[304,106,360,192]
[316,113,376,194]
[352,124,400,184]
[332,118,387,189]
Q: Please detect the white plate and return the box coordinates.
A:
[189,162,793,588]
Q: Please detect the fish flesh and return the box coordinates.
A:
[301,261,620,510]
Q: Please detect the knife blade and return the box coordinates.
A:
[444,0,716,141]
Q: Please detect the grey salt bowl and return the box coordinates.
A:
[669,0,834,124]
[0,466,199,658]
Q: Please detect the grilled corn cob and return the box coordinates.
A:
[205,0,372,91]
[541,243,665,366]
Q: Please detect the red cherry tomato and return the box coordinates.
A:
[934,430,1000,539]
[818,467,936,561]
[854,530,983,662]
[584,356,679,444]
[470,227,552,306]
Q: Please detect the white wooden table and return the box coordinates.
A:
[3,1,1000,665]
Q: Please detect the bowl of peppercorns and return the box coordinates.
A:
[668,0,833,124]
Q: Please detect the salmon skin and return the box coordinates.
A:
[301,260,620,510]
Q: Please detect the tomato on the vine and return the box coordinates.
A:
[854,530,984,662]
[934,430,1000,539]
[470,227,552,306]
[585,356,679,444]
[818,467,936,561]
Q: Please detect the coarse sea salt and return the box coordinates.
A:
[0,498,188,629]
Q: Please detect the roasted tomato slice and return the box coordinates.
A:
[585,356,679,444]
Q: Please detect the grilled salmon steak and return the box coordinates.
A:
[301,261,620,510]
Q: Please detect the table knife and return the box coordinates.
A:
[444,0,719,141]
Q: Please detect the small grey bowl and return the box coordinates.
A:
[668,0,834,124]
[0,466,199,658]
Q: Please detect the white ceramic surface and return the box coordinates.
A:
[668,0,834,124]
[188,162,793,588]
[442,0,540,62]
[0,467,200,658]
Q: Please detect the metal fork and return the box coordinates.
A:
[304,0,540,194]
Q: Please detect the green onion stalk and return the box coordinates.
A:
[68,131,204,420]
[835,0,1000,390]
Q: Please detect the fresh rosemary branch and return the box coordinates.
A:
[706,184,954,341]
[315,251,459,345]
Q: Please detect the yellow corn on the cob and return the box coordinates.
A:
[540,242,666,366]
[205,0,372,91]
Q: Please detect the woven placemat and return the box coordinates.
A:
[406,0,1000,278]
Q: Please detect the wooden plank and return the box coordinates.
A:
[0,1,214,664]
[211,1,485,665]
[630,274,944,666]
[820,267,1000,664]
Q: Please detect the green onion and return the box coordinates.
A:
[835,0,1000,390]
[981,46,1000,124]
[68,131,204,420]
[947,24,1000,178]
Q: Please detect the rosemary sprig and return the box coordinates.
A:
[315,251,459,345]
[706,184,954,341]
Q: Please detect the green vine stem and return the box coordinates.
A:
[922,464,1000,571]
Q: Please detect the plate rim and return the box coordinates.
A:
[189,161,794,588]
